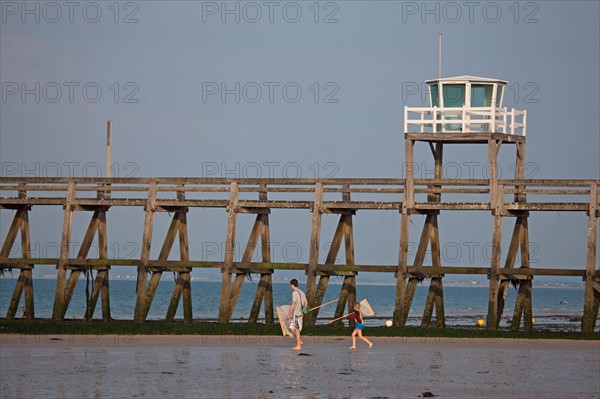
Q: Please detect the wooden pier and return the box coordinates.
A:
[1,169,598,332]
[2,76,599,333]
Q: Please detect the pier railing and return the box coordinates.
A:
[1,177,595,210]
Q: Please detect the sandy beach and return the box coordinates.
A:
[1,334,598,398]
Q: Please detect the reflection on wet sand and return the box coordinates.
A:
[1,336,598,398]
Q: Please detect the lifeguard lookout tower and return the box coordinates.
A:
[405,74,526,135]
[398,75,530,331]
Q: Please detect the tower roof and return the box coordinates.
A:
[425,75,508,84]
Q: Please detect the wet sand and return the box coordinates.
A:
[1,335,598,398]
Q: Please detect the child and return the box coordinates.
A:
[345,302,373,349]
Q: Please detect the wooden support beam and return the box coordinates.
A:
[21,208,34,320]
[514,217,533,332]
[419,144,446,328]
[400,215,433,325]
[399,137,425,328]
[218,182,239,324]
[52,181,75,320]
[394,211,411,327]
[159,212,183,320]
[6,273,26,320]
[86,270,105,321]
[4,209,34,319]
[148,210,183,321]
[134,182,157,322]
[344,212,357,325]
[166,211,192,322]
[260,211,274,324]
[432,217,445,328]
[60,270,81,319]
[98,211,110,321]
[56,210,103,320]
[306,182,324,309]
[496,217,524,328]
[179,212,192,323]
[84,211,110,321]
[421,215,446,328]
[486,214,503,330]
[582,184,599,333]
[487,139,500,204]
[246,187,274,324]
[224,214,262,320]
[143,271,162,319]
[0,210,22,260]
[313,213,346,324]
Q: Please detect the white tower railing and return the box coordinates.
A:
[404,106,527,136]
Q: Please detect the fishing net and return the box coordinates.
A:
[276,305,294,337]
[359,299,375,317]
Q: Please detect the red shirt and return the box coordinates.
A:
[346,310,364,324]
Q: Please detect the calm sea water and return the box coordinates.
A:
[0,279,595,332]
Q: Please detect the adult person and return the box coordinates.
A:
[285,279,307,350]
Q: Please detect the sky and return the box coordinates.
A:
[1,0,599,283]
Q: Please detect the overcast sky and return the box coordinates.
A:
[1,1,599,283]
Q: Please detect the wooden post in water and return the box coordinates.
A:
[134,182,157,322]
[59,209,105,319]
[4,204,34,320]
[582,184,599,333]
[52,181,76,320]
[83,209,110,321]
[487,182,504,330]
[306,182,324,316]
[165,208,192,323]
[249,185,274,324]
[328,213,356,325]
[496,141,532,332]
[332,206,358,326]
[218,182,239,324]
[394,138,414,326]
[421,143,445,328]
[226,209,265,322]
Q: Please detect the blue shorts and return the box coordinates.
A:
[355,322,364,330]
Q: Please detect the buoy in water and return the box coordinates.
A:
[477,319,485,327]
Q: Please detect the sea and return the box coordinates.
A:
[0,279,596,332]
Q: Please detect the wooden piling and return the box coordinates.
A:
[218,182,239,324]
[227,211,263,321]
[134,182,157,322]
[394,212,411,326]
[497,216,523,328]
[582,184,599,333]
[179,211,192,323]
[248,208,274,324]
[306,183,324,311]
[84,210,110,321]
[52,182,75,320]
[4,209,34,319]
[417,143,446,328]
[395,138,415,326]
[487,210,504,330]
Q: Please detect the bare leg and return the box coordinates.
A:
[357,330,373,348]
[292,329,302,350]
[349,330,357,349]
